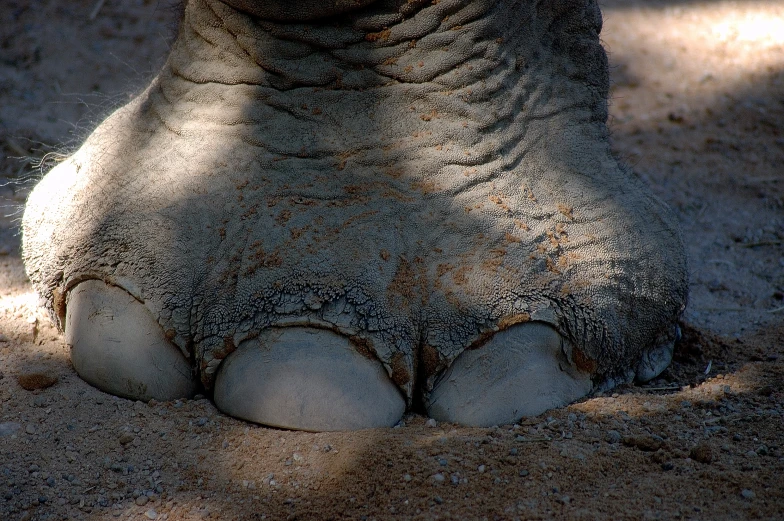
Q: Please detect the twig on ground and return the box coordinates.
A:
[744,176,781,184]
[742,241,782,248]
[4,139,28,157]
[706,259,735,268]
[89,0,106,21]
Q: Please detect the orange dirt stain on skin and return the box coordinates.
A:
[336,152,354,170]
[389,352,410,387]
[365,28,391,42]
[546,230,560,248]
[275,209,292,225]
[514,219,530,231]
[482,248,507,271]
[497,313,531,330]
[420,109,437,121]
[545,257,561,274]
[452,266,469,286]
[387,257,416,307]
[436,263,453,277]
[410,180,439,194]
[557,203,574,219]
[488,195,510,212]
[572,347,598,373]
[348,335,377,361]
[289,225,310,240]
[419,344,443,379]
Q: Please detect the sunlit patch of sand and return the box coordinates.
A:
[571,362,768,418]
[0,290,47,335]
[602,1,784,109]
[711,11,784,47]
[0,290,38,314]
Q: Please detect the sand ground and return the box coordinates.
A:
[1,1,783,519]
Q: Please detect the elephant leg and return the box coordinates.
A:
[65,280,198,401]
[213,328,406,431]
[426,322,592,427]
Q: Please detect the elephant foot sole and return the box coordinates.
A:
[65,280,198,402]
[425,322,593,427]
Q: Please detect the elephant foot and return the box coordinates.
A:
[425,323,592,427]
[213,328,406,431]
[65,280,198,401]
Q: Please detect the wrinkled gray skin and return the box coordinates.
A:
[23,0,688,430]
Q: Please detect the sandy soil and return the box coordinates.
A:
[1,1,783,519]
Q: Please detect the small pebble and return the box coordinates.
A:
[622,435,663,452]
[25,424,37,435]
[477,465,486,473]
[432,473,445,483]
[741,489,755,500]
[690,443,713,464]
[425,418,437,428]
[605,430,621,444]
[145,508,158,519]
[17,373,58,391]
[135,495,149,506]
[0,422,22,437]
[118,433,135,445]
